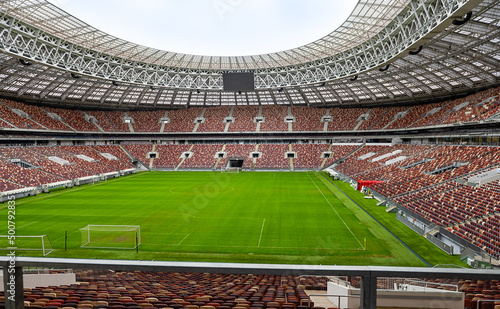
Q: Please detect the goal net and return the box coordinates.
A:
[0,234,54,256]
[221,167,240,173]
[80,225,141,249]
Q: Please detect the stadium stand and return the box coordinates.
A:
[164,108,203,132]
[123,144,154,167]
[356,107,387,131]
[255,144,290,170]
[369,106,408,130]
[0,87,497,134]
[16,270,328,309]
[179,144,222,169]
[0,176,24,192]
[0,160,63,187]
[0,100,45,130]
[291,106,325,132]
[292,144,329,169]
[0,99,73,131]
[442,87,500,125]
[385,103,443,130]
[228,106,258,132]
[43,107,98,132]
[13,269,500,309]
[154,144,191,169]
[106,111,130,132]
[197,106,231,132]
[328,108,367,131]
[85,110,119,132]
[128,110,164,132]
[216,144,256,169]
[92,145,135,168]
[260,106,288,132]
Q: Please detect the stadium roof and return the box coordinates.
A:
[0,0,498,108]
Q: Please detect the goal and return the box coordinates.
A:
[79,225,141,250]
[0,234,54,256]
[221,167,240,173]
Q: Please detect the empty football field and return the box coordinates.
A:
[0,172,453,266]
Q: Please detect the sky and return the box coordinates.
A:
[47,0,357,57]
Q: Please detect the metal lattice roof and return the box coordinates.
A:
[0,0,497,108]
[0,0,409,70]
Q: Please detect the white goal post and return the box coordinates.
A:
[0,234,54,256]
[221,167,240,173]
[79,225,141,250]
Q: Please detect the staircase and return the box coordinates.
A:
[175,145,194,171]
[224,106,234,133]
[149,144,156,169]
[323,108,330,132]
[124,112,134,133]
[160,110,168,133]
[256,105,263,132]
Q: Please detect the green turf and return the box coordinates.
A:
[0,171,455,266]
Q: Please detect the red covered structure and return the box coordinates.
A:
[357,180,384,190]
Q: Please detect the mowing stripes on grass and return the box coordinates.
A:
[0,172,429,266]
[307,173,365,250]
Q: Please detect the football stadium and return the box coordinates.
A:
[0,0,499,308]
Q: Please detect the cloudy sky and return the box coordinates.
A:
[47,0,357,56]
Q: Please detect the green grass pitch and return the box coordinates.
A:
[0,172,462,266]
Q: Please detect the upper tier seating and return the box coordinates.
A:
[43,107,97,131]
[85,110,118,132]
[386,102,443,129]
[128,110,164,132]
[0,85,498,134]
[369,106,408,130]
[441,87,500,125]
[197,106,230,133]
[328,108,367,131]
[105,111,130,132]
[228,106,258,132]
[292,106,325,132]
[0,99,72,131]
[357,107,387,131]
[0,100,45,129]
[164,108,202,133]
[260,106,288,132]
[229,105,259,132]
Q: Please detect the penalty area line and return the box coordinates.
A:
[307,173,366,250]
[177,234,190,246]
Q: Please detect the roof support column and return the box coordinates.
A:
[3,260,24,309]
[360,273,376,309]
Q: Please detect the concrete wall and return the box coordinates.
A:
[0,272,76,290]
[327,281,464,309]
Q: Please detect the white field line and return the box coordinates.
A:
[258,218,265,247]
[307,173,365,250]
[177,234,190,246]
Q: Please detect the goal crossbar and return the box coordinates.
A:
[0,234,54,256]
[79,225,141,250]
